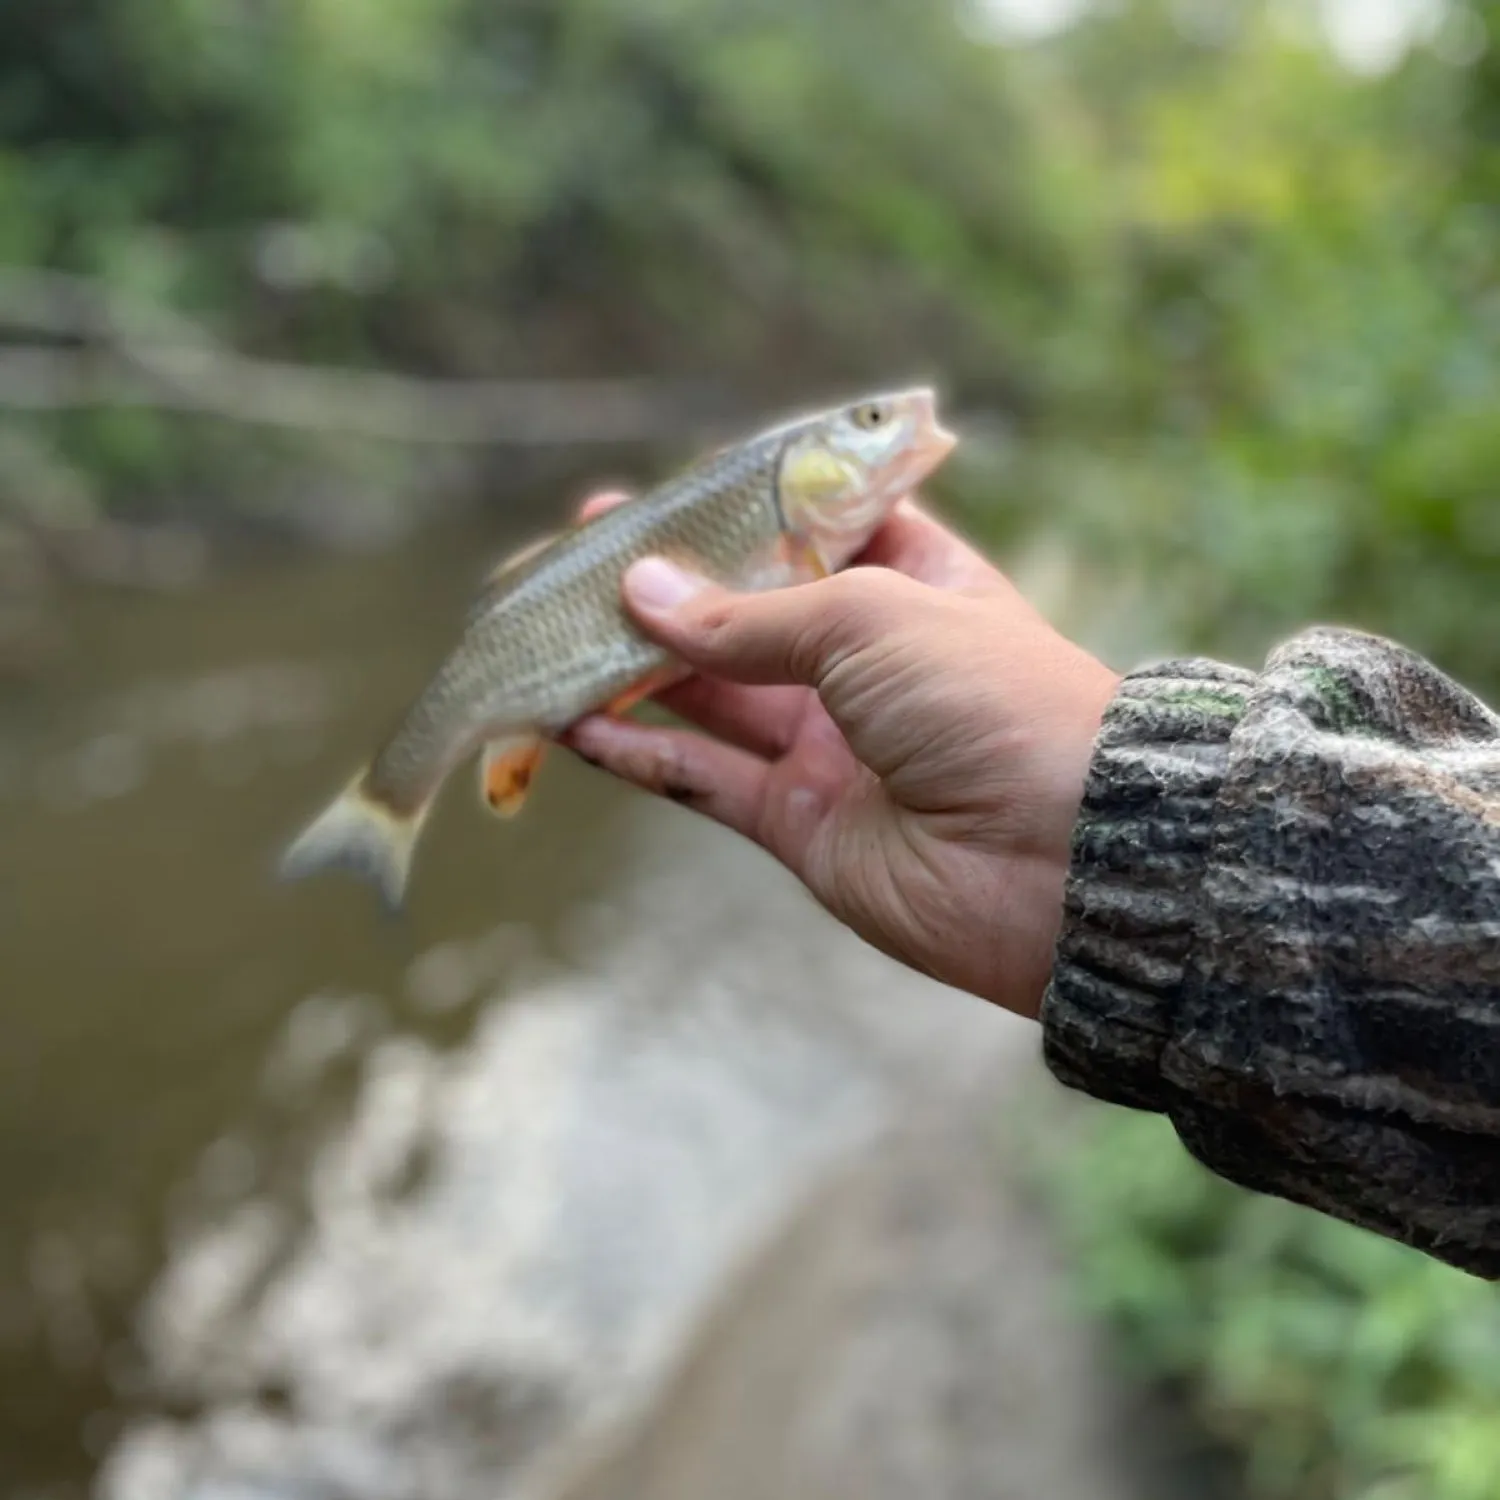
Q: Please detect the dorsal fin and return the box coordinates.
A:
[466,530,563,621]
[485,532,559,584]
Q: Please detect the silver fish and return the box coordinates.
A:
[278,387,957,908]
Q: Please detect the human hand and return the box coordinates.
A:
[563,493,1120,1019]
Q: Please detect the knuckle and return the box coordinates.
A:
[689,598,742,658]
[644,736,701,798]
[805,571,913,671]
[776,584,844,682]
[787,610,842,683]
[835,565,917,617]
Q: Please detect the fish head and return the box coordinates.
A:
[777,387,957,566]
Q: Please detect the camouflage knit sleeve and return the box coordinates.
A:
[1040,627,1500,1279]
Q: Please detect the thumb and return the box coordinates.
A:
[621,556,908,689]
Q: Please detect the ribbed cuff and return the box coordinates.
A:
[1040,659,1258,1114]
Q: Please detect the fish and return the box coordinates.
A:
[277,387,957,910]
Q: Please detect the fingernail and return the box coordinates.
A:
[624,557,706,613]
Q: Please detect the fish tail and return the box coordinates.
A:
[277,771,432,913]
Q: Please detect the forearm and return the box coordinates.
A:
[1042,627,1500,1278]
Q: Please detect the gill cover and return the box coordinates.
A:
[778,444,859,534]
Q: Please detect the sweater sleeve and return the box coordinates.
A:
[1041,626,1500,1279]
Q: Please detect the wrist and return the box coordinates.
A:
[1039,659,1256,1110]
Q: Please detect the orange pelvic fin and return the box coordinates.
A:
[479,734,547,818]
[603,664,688,718]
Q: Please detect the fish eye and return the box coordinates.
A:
[852,402,889,430]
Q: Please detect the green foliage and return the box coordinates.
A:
[1046,1110,1500,1500]
[0,0,1066,529]
[964,0,1500,700]
[1021,18,1500,1500]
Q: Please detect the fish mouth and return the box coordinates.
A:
[923,423,959,463]
[901,394,958,487]
[903,387,957,464]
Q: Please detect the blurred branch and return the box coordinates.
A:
[0,268,725,445]
[0,347,716,444]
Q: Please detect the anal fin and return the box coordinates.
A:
[480,734,546,818]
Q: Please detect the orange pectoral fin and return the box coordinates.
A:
[777,534,830,583]
[603,664,689,718]
[479,735,546,819]
[799,539,830,581]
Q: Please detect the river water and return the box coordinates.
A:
[1,514,644,1489]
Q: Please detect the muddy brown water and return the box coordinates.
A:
[0,513,656,1494]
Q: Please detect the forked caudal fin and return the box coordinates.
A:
[277,771,432,913]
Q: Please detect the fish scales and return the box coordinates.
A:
[365,433,787,808]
